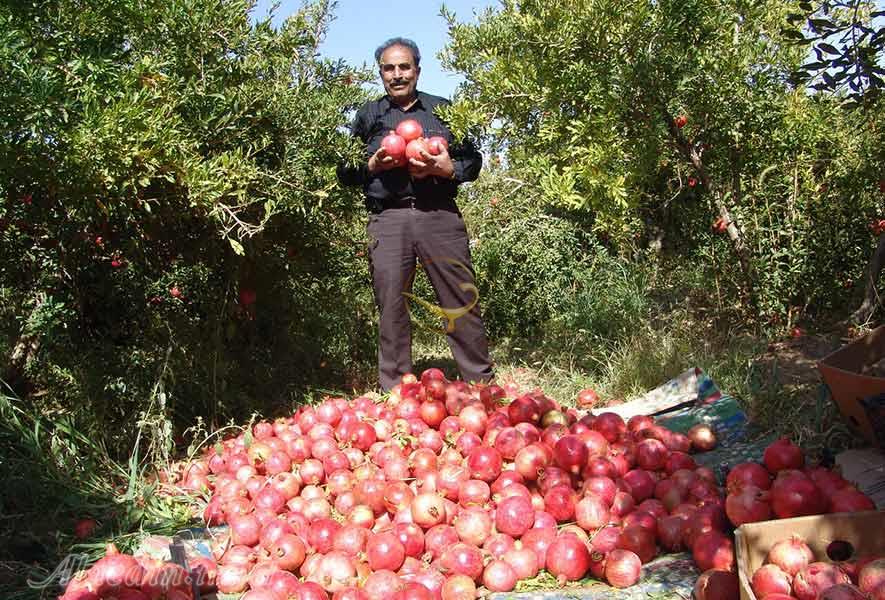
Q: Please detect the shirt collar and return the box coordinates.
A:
[380,91,426,113]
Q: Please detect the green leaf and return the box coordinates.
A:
[228,238,244,255]
[809,19,835,32]
[782,29,807,40]
[818,43,839,55]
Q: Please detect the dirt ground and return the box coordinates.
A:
[756,329,848,389]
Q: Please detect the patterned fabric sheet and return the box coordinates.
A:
[136,370,771,600]
[655,394,776,481]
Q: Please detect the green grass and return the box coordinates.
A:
[0,387,199,599]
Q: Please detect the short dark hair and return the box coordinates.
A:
[374,37,421,67]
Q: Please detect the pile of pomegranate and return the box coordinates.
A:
[724,438,875,529]
[750,537,884,599]
[59,371,878,600]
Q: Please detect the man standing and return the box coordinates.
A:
[337,37,494,391]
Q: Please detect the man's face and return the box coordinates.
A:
[379,44,420,104]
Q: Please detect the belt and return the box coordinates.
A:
[372,196,458,213]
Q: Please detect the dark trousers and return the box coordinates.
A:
[367,206,494,391]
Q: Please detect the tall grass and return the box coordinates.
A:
[0,384,198,599]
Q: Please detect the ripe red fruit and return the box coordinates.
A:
[553,434,588,474]
[859,559,885,595]
[763,437,805,473]
[405,138,430,162]
[767,536,814,577]
[726,462,771,491]
[482,559,518,592]
[420,367,447,387]
[752,564,793,598]
[725,485,772,526]
[688,177,698,187]
[427,136,449,155]
[546,533,591,582]
[617,525,657,564]
[381,133,407,161]
[110,258,124,268]
[396,119,424,142]
[495,495,535,537]
[87,552,145,593]
[675,115,688,128]
[688,423,717,452]
[770,472,825,518]
[576,388,598,408]
[604,549,642,588]
[439,542,485,581]
[366,531,406,572]
[169,286,182,298]
[830,487,876,512]
[820,583,871,600]
[694,569,740,600]
[74,518,97,540]
[239,288,257,306]
[794,562,851,600]
[692,531,735,572]
[441,574,476,600]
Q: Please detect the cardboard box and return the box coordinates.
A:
[735,510,885,600]
[836,448,885,509]
[818,326,885,447]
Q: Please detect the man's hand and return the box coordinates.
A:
[408,145,455,180]
[368,145,405,174]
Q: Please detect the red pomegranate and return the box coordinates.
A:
[694,569,740,600]
[793,562,852,600]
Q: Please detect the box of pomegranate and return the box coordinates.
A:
[734,509,885,600]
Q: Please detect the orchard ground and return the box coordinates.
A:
[0,314,872,599]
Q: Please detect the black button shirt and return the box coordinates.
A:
[337,91,483,211]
